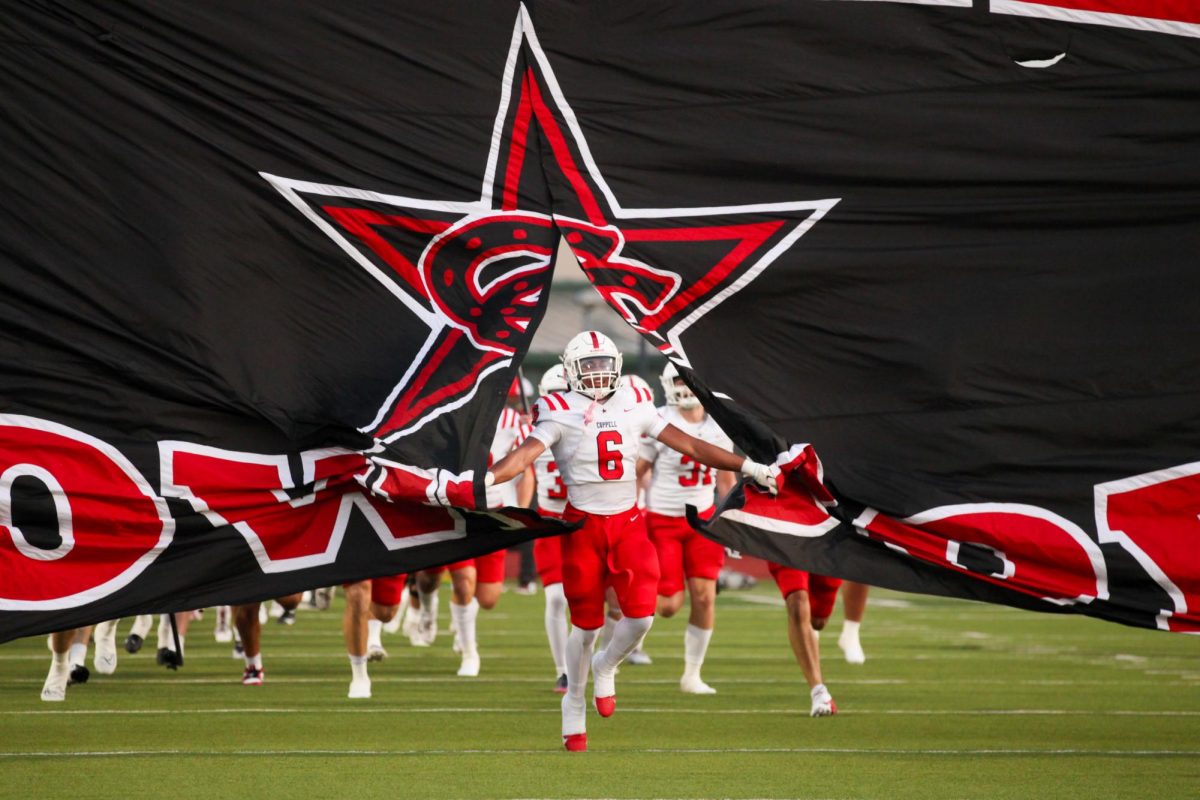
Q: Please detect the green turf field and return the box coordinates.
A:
[1,585,1196,800]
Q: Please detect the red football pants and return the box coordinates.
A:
[561,504,660,630]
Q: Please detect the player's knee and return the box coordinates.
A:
[372,603,399,623]
[623,614,654,637]
[476,586,500,610]
[656,592,683,618]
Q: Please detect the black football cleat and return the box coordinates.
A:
[277,609,296,626]
[68,664,90,685]
[156,647,183,670]
[124,633,144,654]
[554,674,569,694]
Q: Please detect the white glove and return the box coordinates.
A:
[484,471,496,487]
[740,458,778,495]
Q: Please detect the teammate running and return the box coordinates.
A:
[487,331,777,751]
[532,364,571,692]
[768,563,839,716]
[636,362,736,694]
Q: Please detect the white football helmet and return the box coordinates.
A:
[562,331,622,400]
[618,373,655,404]
[661,362,700,409]
[538,363,568,396]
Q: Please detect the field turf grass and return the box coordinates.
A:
[0,585,1196,800]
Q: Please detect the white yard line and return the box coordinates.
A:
[0,746,1195,759]
[3,707,1196,717]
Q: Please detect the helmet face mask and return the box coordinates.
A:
[562,331,622,400]
[660,362,700,409]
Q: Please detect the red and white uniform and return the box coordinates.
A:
[529,384,666,628]
[533,446,569,585]
[768,563,843,620]
[639,406,732,595]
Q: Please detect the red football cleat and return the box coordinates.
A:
[594,694,615,718]
[563,733,588,752]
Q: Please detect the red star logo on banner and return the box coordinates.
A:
[263,5,837,442]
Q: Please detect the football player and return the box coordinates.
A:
[412,381,533,677]
[487,331,777,751]
[768,563,839,716]
[636,362,736,694]
[233,593,302,686]
[345,575,406,698]
[532,363,571,692]
[40,628,81,701]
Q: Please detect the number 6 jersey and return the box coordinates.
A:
[528,383,666,515]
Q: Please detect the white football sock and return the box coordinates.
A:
[130,615,153,638]
[244,653,263,669]
[544,583,569,676]
[419,590,438,622]
[599,615,618,651]
[348,654,369,682]
[367,619,383,649]
[596,615,653,673]
[563,626,598,735]
[156,615,170,649]
[682,624,713,680]
[450,599,479,657]
[68,642,87,667]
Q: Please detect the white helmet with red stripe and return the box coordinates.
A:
[618,373,655,404]
[562,330,622,400]
[538,363,568,396]
[661,362,700,409]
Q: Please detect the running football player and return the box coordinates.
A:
[487,331,778,751]
[768,563,839,716]
[532,363,570,692]
[636,362,736,694]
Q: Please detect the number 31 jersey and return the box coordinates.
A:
[639,406,733,516]
[528,384,666,515]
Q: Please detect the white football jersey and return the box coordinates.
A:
[639,406,733,516]
[487,407,529,508]
[529,384,666,514]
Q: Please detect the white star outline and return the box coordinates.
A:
[260,3,839,441]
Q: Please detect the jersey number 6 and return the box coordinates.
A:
[597,431,624,480]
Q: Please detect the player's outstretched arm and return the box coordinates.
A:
[655,424,777,494]
[487,438,546,487]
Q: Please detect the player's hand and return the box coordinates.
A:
[740,459,778,495]
[484,471,496,487]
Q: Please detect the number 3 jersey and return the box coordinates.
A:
[638,406,733,516]
[528,384,666,515]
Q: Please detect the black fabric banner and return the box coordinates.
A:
[1,1,1198,640]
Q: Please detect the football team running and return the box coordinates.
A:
[35,330,872,752]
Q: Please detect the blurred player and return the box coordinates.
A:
[488,331,778,751]
[769,563,839,716]
[838,581,869,664]
[637,362,736,694]
[233,593,302,686]
[40,628,81,701]
[533,363,570,692]
[413,380,533,676]
[345,575,406,698]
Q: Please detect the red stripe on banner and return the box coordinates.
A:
[321,207,450,296]
[1007,0,1200,24]
[526,76,607,226]
[501,70,536,211]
